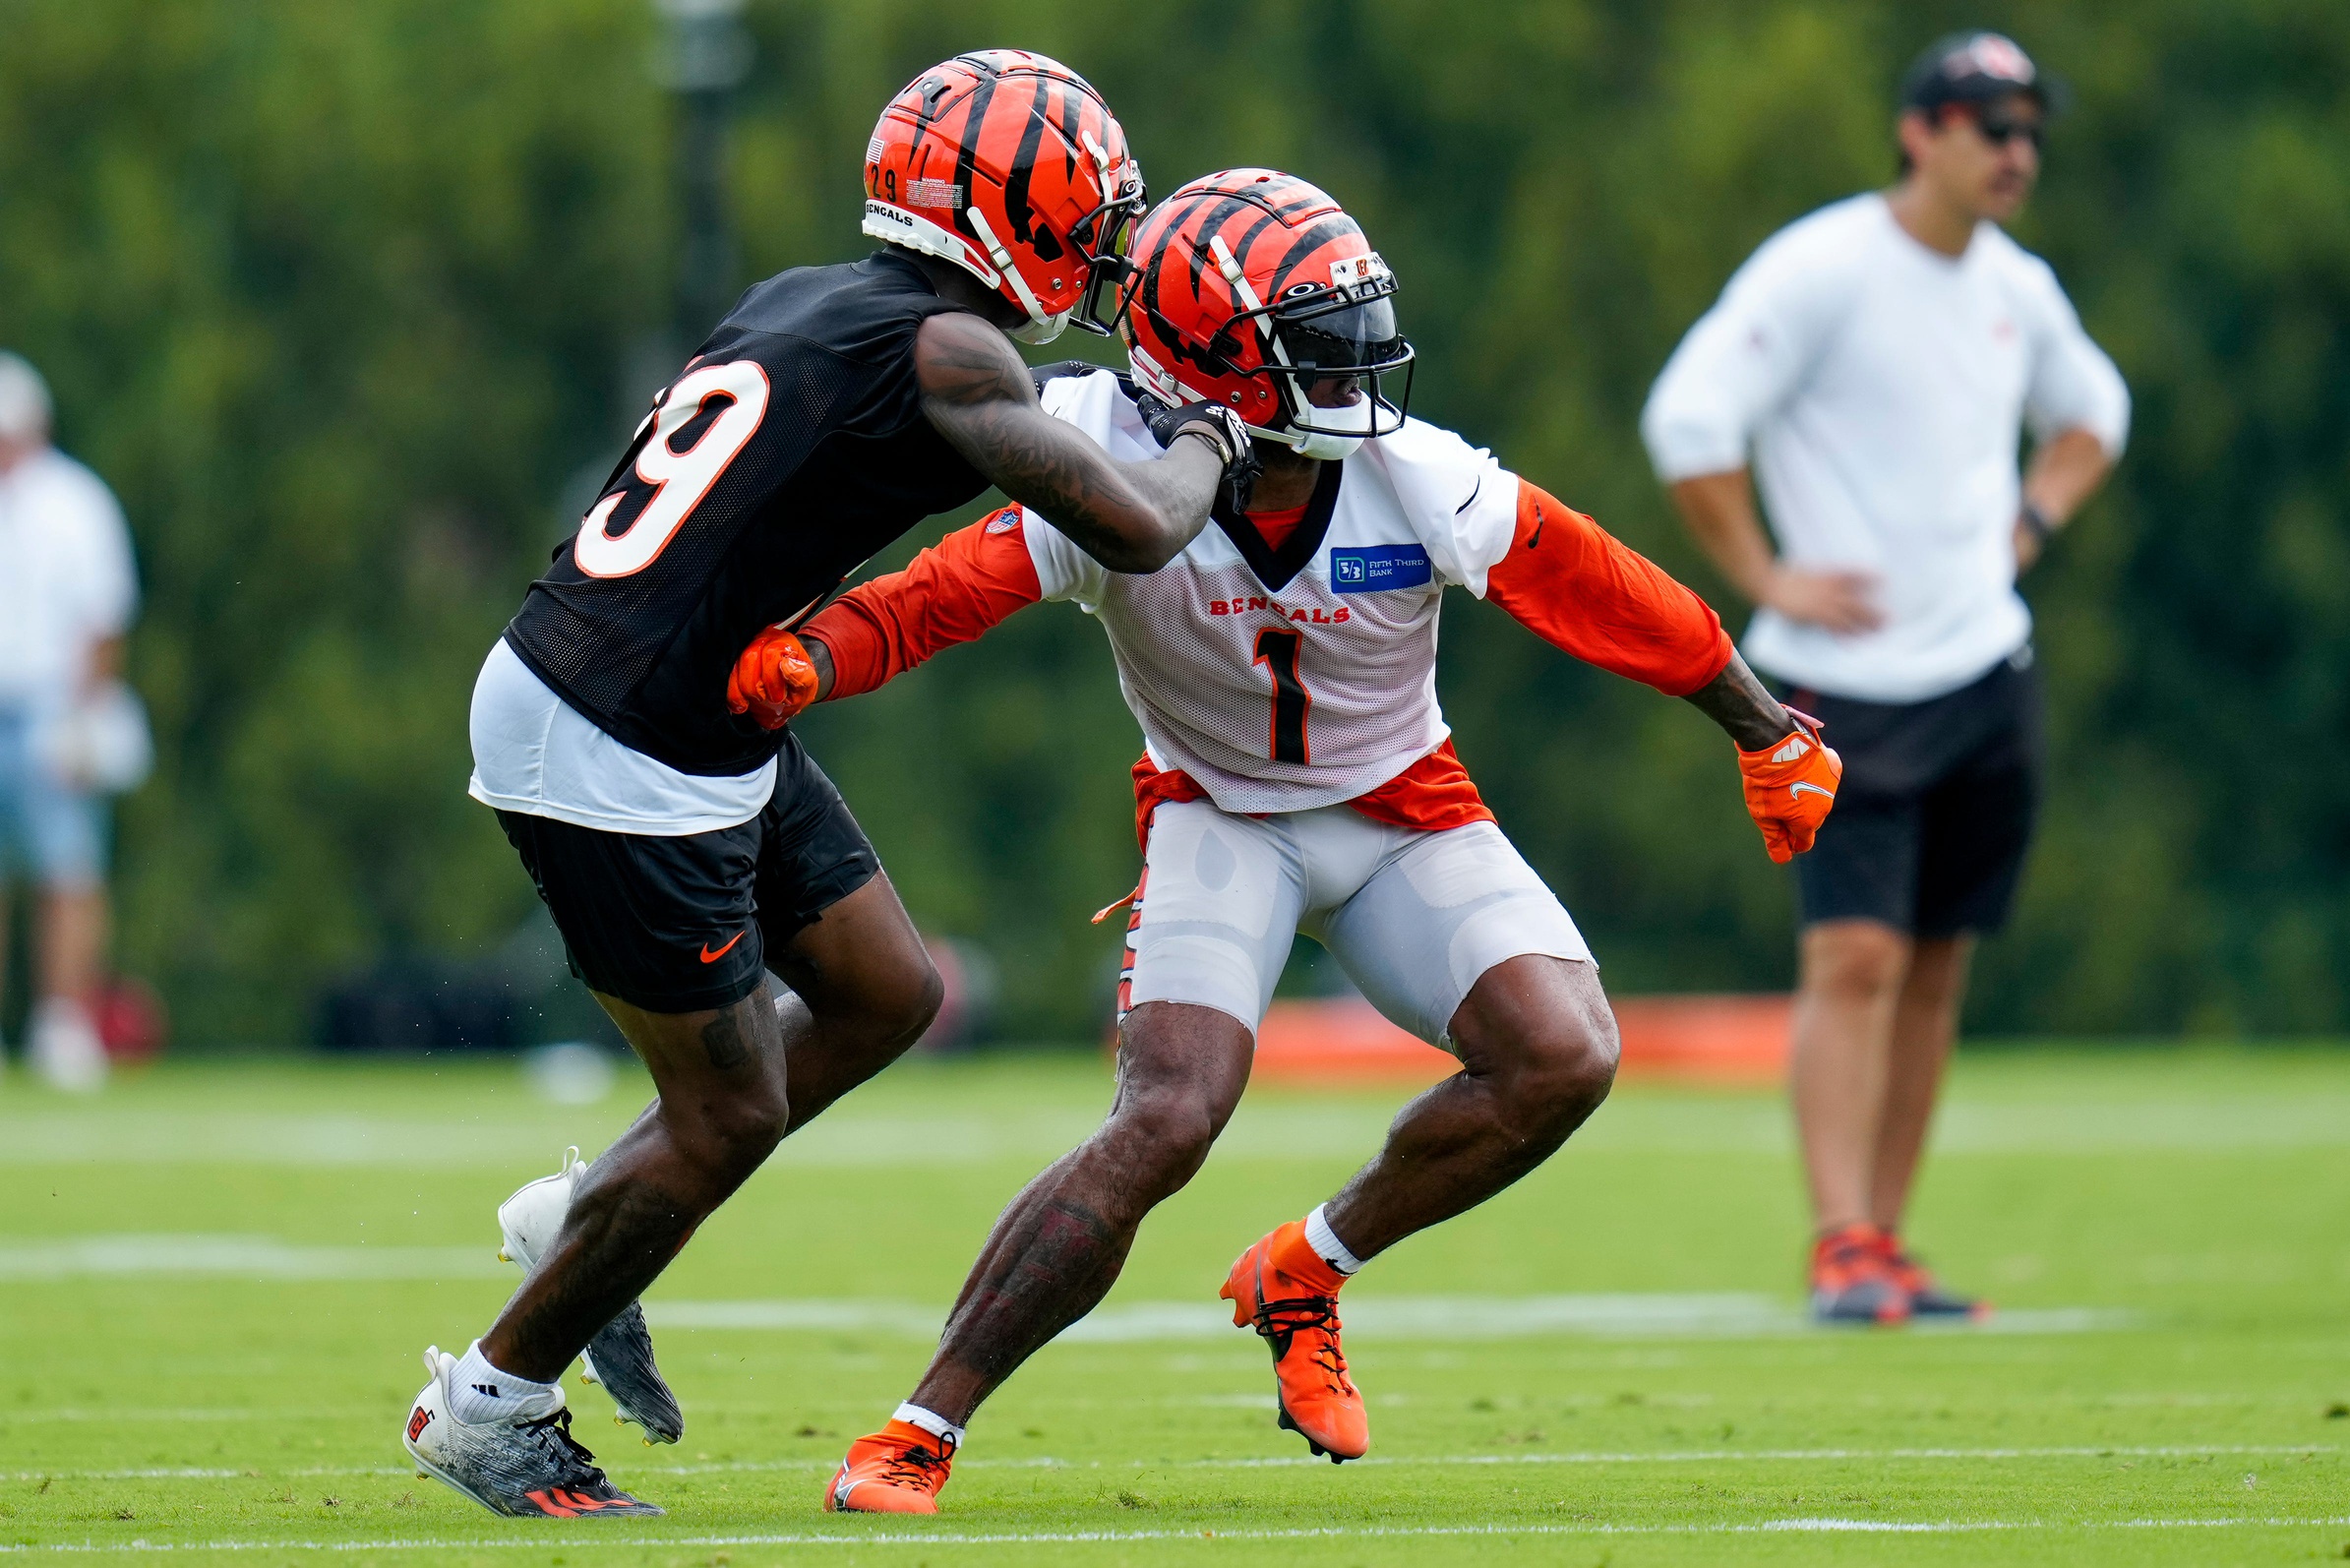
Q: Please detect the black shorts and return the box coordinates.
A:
[1786,652,2043,939]
[496,732,879,1014]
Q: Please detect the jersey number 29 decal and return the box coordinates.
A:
[573,360,771,578]
[1252,628,1312,764]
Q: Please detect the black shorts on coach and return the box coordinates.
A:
[496,732,879,1014]
[1785,651,2043,938]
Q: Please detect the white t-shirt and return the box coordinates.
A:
[0,450,138,711]
[467,638,776,834]
[1641,194,2130,702]
[1022,369,1519,814]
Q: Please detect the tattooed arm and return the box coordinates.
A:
[916,312,1222,573]
[1682,653,1797,750]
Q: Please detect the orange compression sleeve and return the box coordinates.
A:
[801,507,1045,699]
[1482,480,1734,697]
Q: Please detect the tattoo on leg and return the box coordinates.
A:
[944,1195,1126,1382]
[700,1007,750,1070]
[501,1174,693,1374]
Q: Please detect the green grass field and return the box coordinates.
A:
[4,1046,2348,1565]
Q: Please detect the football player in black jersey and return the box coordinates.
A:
[400,50,1257,1520]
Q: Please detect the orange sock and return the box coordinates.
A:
[1266,1219,1349,1297]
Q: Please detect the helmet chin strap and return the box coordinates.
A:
[1285,430,1364,461]
[967,207,1068,343]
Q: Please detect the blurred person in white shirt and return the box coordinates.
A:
[0,352,142,1092]
[1642,33,2128,1322]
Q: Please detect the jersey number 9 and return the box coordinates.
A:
[574,361,771,579]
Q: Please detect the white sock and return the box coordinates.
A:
[447,1342,564,1424]
[893,1402,966,1451]
[1304,1204,1363,1275]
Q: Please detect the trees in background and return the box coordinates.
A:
[4,0,2345,1043]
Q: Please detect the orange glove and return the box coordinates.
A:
[1736,708,1841,864]
[726,626,820,731]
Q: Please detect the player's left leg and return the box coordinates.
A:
[1312,954,1617,1259]
[1867,664,2039,1317]
[1221,819,1613,1459]
[1868,933,1973,1231]
[25,765,111,1092]
[1305,819,1616,1255]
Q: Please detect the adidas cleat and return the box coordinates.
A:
[498,1147,684,1444]
[1809,1223,1911,1325]
[824,1418,956,1514]
[1879,1234,1991,1321]
[1222,1223,1368,1462]
[402,1345,662,1518]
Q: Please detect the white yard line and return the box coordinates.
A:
[644,1293,2136,1341]
[6,1514,2350,1552]
[0,1236,503,1282]
[7,1443,2331,1484]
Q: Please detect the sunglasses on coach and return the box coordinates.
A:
[1970,112,2045,151]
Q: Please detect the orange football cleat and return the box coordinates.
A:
[1876,1233,1991,1321]
[1809,1222,1910,1325]
[1222,1221,1367,1462]
[823,1418,956,1514]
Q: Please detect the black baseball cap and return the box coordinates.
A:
[1898,31,2067,115]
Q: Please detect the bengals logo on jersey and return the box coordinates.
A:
[862,50,1146,344]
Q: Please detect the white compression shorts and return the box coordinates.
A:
[1120,800,1593,1050]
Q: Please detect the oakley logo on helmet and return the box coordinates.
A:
[861,50,1148,344]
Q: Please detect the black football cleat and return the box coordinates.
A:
[404,1346,664,1518]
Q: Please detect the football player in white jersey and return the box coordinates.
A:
[726,170,1844,1511]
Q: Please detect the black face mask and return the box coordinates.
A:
[1259,286,1414,440]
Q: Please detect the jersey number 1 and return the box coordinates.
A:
[1253,628,1311,764]
[573,360,771,578]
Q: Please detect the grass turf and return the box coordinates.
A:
[2,1046,2347,1564]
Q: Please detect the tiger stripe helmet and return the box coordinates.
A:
[1118,168,1415,451]
[863,50,1146,344]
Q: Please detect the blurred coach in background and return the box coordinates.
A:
[1641,33,2128,1322]
[0,352,141,1092]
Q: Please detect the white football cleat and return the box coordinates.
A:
[497,1148,683,1444]
[30,999,106,1093]
[402,1345,661,1518]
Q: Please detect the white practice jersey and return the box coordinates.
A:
[1641,194,2130,703]
[1021,370,1521,814]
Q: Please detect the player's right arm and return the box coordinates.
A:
[914,313,1237,573]
[726,509,1045,728]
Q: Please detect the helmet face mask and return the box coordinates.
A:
[1067,178,1149,337]
[1214,256,1416,447]
[1117,169,1416,456]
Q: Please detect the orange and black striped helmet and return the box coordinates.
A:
[1118,169,1414,452]
[863,50,1146,345]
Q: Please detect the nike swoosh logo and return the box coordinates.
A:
[699,931,747,964]
[1788,782,1835,802]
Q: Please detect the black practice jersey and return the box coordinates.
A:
[506,250,991,775]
